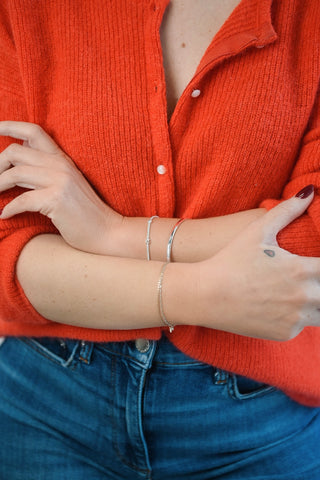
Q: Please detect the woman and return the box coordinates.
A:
[1,0,320,478]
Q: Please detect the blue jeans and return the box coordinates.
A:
[0,335,320,479]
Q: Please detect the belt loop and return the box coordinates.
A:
[214,368,229,385]
[79,340,94,365]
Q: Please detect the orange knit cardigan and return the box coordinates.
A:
[1,0,320,406]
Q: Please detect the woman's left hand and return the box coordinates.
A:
[0,121,123,254]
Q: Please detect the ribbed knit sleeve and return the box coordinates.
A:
[0,4,56,328]
[260,83,320,256]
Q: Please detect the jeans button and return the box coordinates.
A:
[135,338,150,353]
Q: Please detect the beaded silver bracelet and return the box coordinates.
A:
[145,215,159,261]
[157,262,175,333]
[166,218,186,262]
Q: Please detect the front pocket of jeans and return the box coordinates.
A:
[18,337,80,368]
[229,374,276,400]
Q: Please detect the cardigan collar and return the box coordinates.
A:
[151,0,278,76]
[194,0,278,76]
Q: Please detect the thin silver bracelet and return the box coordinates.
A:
[145,215,159,261]
[157,262,175,333]
[166,218,186,262]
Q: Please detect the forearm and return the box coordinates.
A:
[0,122,266,263]
[112,208,266,262]
[15,192,320,342]
[16,233,196,329]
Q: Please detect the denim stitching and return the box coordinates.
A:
[111,354,151,476]
[79,341,94,365]
[18,338,79,370]
[228,374,277,400]
[153,360,207,367]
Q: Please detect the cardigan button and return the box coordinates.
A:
[157,164,167,175]
[191,89,201,98]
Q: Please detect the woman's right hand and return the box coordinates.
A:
[0,121,124,255]
[191,185,320,341]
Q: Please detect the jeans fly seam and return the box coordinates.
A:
[137,370,152,473]
[111,355,151,476]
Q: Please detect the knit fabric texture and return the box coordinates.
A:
[1,0,320,406]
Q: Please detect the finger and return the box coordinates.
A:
[0,189,50,219]
[261,185,314,245]
[0,165,52,192]
[0,121,61,154]
[0,143,54,174]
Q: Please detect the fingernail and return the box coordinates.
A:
[295,184,314,199]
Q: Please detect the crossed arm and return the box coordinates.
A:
[1,121,320,341]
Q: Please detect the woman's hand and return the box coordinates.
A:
[169,186,320,341]
[0,121,123,254]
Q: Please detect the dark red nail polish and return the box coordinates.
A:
[295,184,314,199]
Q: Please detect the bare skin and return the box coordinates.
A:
[160,0,241,119]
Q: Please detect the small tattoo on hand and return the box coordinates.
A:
[264,249,275,257]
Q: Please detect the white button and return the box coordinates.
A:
[135,338,150,353]
[157,165,167,175]
[257,45,265,49]
[191,89,201,98]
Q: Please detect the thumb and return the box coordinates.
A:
[261,184,314,245]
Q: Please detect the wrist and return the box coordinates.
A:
[107,215,179,261]
[162,262,203,327]
[163,257,227,330]
[100,211,125,256]
[106,215,148,258]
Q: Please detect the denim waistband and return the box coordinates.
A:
[96,334,207,368]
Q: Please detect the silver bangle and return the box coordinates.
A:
[157,262,174,333]
[145,215,159,261]
[166,218,186,262]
